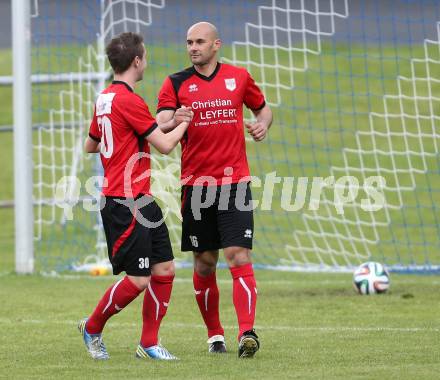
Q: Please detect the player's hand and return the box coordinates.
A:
[174,106,193,125]
[245,121,268,142]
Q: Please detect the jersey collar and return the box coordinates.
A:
[112,80,134,92]
[192,62,221,82]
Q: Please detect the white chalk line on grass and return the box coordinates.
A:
[0,318,437,333]
[50,276,349,285]
[30,273,350,285]
[30,274,440,286]
[1,271,343,284]
[2,272,440,286]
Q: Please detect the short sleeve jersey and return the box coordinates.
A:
[89,81,158,197]
[157,63,265,185]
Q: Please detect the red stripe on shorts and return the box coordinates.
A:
[112,209,137,257]
[181,187,188,215]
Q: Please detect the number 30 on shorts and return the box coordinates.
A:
[138,257,150,269]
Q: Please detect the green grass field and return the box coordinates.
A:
[1,36,440,379]
[1,268,440,379]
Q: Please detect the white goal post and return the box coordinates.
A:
[13,0,34,274]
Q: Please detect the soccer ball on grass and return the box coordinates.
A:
[353,261,390,295]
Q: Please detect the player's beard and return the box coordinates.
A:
[191,54,214,67]
[193,60,207,67]
[190,54,204,66]
[191,45,216,67]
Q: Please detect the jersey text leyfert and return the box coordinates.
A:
[157,63,265,185]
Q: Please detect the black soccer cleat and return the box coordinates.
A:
[209,341,227,353]
[207,335,227,353]
[238,329,260,358]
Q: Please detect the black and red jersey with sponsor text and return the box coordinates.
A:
[157,63,265,185]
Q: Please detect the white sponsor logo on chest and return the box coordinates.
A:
[189,83,198,92]
[225,78,236,91]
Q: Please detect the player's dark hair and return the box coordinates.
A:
[105,32,144,74]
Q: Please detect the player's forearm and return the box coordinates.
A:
[158,118,177,133]
[84,137,100,153]
[89,145,101,153]
[147,121,188,154]
[156,109,176,132]
[160,121,188,154]
[254,105,273,129]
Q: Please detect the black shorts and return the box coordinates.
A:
[100,195,174,276]
[181,182,254,252]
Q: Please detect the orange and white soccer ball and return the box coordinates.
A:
[353,262,390,295]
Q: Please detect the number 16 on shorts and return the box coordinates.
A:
[189,235,199,248]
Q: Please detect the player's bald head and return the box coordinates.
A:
[187,22,219,41]
[186,21,221,67]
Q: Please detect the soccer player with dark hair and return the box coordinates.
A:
[156,22,273,358]
[79,32,193,361]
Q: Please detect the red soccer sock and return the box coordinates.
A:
[140,275,174,348]
[193,271,224,338]
[229,263,258,340]
[86,276,142,334]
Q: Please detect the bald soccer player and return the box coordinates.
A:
[156,22,273,358]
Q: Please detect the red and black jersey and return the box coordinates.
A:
[89,81,158,197]
[157,63,265,185]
